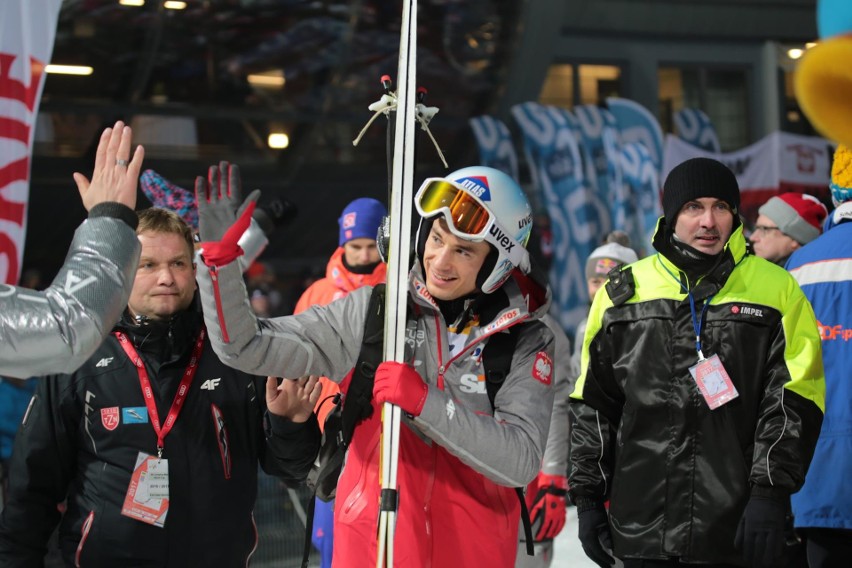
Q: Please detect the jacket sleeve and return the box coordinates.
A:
[750,282,825,493]
[414,320,555,487]
[567,292,621,501]
[0,376,77,566]
[196,260,366,381]
[0,209,140,378]
[540,315,573,477]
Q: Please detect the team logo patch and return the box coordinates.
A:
[122,407,148,424]
[101,407,120,431]
[532,352,553,385]
[342,212,357,229]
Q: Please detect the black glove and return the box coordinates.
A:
[734,489,788,568]
[575,497,615,568]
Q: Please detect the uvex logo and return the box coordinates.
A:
[488,225,515,254]
[518,215,532,229]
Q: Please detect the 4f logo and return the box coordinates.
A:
[200,378,221,391]
[95,357,114,368]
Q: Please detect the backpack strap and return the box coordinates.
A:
[340,283,386,444]
[482,325,534,556]
[483,327,519,409]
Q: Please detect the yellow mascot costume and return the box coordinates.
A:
[795,0,852,147]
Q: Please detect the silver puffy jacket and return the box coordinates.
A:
[0,213,140,377]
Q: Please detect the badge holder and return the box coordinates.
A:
[689,354,739,409]
[121,452,170,527]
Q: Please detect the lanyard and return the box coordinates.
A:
[659,256,714,360]
[114,328,205,458]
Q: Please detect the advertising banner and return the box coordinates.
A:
[0,0,62,284]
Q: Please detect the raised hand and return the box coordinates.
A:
[73,120,144,211]
[195,161,260,266]
[195,161,259,242]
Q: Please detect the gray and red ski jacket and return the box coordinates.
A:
[197,259,555,568]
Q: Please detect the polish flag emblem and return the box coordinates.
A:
[101,407,120,431]
[532,352,553,385]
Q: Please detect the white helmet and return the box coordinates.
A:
[414,165,532,294]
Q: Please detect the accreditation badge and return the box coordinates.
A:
[689,354,739,410]
[121,452,170,527]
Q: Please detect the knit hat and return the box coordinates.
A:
[585,242,639,280]
[758,192,827,245]
[662,157,740,226]
[338,198,387,246]
[830,144,852,206]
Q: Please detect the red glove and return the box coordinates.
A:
[373,361,428,417]
[528,472,568,541]
[198,201,255,267]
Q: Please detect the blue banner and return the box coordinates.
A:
[511,102,608,337]
[606,97,665,178]
[575,104,643,255]
[468,115,519,181]
[620,141,661,255]
[573,104,620,203]
[674,108,721,153]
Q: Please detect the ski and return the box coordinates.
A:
[377,1,418,566]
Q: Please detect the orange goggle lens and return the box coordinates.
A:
[416,180,491,237]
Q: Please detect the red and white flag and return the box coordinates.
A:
[663,132,834,223]
[0,0,62,284]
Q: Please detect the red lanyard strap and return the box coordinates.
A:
[114,328,206,457]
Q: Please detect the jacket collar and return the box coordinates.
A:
[326,247,387,293]
[115,295,203,363]
[408,262,551,332]
[652,217,746,301]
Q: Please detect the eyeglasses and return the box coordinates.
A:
[752,225,782,236]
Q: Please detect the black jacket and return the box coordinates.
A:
[569,224,825,564]
[0,307,320,567]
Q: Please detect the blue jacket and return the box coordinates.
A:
[787,208,852,530]
[0,378,35,462]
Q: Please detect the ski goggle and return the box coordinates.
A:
[415,178,494,239]
[414,177,530,269]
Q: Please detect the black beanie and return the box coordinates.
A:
[662,157,740,226]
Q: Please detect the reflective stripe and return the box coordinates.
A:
[790,258,852,285]
[75,510,95,567]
